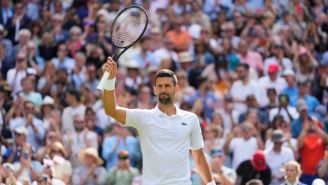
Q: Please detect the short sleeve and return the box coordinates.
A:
[125,109,147,131]
[190,115,204,150]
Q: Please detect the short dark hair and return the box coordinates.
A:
[153,69,178,86]
[237,63,250,71]
[66,89,81,102]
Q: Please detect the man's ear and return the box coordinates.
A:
[153,86,157,96]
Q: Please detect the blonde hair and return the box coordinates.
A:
[283,160,302,178]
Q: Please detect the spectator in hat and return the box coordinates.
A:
[178,51,194,73]
[264,129,294,185]
[120,59,143,96]
[312,178,325,185]
[281,69,298,103]
[105,150,140,185]
[263,43,293,76]
[298,116,328,184]
[45,141,72,184]
[259,63,287,96]
[72,147,107,185]
[40,96,60,132]
[236,150,272,185]
[0,163,21,185]
[210,148,236,185]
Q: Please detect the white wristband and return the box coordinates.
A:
[206,180,216,185]
[103,78,116,91]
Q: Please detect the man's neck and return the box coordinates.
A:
[70,101,80,108]
[158,103,176,116]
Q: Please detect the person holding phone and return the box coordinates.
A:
[101,58,214,185]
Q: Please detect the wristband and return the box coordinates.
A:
[206,180,216,185]
[103,78,116,91]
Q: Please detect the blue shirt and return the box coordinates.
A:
[290,95,320,114]
[291,117,305,138]
[102,135,137,170]
[188,91,220,120]
[282,86,298,105]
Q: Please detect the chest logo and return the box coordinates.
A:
[181,122,187,126]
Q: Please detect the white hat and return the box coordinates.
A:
[42,96,55,106]
[282,69,295,76]
[14,126,28,136]
[179,52,193,63]
[312,179,325,185]
[78,147,103,165]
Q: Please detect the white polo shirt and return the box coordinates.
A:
[125,105,204,185]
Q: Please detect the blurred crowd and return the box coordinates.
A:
[0,0,328,185]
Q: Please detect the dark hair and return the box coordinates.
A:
[66,89,81,102]
[153,69,178,86]
[237,63,250,71]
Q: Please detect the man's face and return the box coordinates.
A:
[236,66,247,80]
[154,77,178,105]
[74,116,85,131]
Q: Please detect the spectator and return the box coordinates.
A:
[269,94,298,123]
[264,129,294,185]
[281,161,306,185]
[18,77,42,109]
[298,116,328,184]
[318,150,328,183]
[210,148,236,185]
[102,122,137,170]
[236,150,272,185]
[61,89,86,133]
[224,123,262,169]
[63,114,98,168]
[51,43,75,74]
[72,147,107,185]
[259,63,287,96]
[9,100,45,151]
[105,150,140,185]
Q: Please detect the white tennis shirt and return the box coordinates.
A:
[125,105,204,185]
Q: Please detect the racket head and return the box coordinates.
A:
[110,5,148,51]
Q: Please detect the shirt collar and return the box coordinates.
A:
[153,104,183,118]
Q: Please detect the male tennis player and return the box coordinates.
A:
[101,57,215,185]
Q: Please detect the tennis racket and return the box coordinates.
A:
[97,5,148,91]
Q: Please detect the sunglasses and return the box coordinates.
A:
[119,156,129,160]
[36,174,49,183]
[51,149,62,154]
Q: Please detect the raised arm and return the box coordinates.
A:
[102,57,127,125]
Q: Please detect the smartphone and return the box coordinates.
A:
[22,150,29,160]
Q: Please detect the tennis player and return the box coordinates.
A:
[101,57,214,185]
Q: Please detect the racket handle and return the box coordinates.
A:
[97,71,111,91]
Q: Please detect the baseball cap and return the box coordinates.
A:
[252,150,267,171]
[210,148,224,158]
[267,63,279,73]
[312,178,325,185]
[282,69,295,76]
[14,126,28,136]
[271,129,285,143]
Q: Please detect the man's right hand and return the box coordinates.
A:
[102,57,117,80]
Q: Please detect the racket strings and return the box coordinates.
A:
[111,8,147,48]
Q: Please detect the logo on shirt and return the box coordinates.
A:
[181,122,187,126]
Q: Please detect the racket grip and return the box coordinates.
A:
[97,71,111,91]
